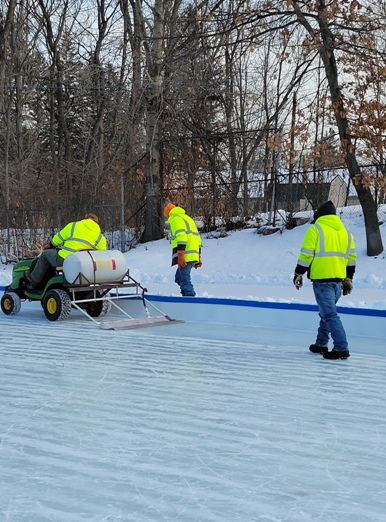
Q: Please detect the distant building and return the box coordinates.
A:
[273,175,347,212]
[209,169,352,216]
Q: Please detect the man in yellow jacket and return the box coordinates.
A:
[25,213,107,288]
[164,203,202,296]
[293,201,356,360]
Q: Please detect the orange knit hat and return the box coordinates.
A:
[164,203,176,217]
[85,213,99,223]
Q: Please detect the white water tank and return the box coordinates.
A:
[63,250,128,284]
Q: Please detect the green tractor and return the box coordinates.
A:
[2,250,180,329]
[1,256,112,322]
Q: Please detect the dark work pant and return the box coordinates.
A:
[30,249,64,283]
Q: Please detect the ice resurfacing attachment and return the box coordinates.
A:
[62,251,184,330]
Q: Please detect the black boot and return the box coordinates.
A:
[309,344,328,354]
[323,349,350,360]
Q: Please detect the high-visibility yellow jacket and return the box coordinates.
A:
[167,206,201,266]
[296,215,356,281]
[51,218,107,259]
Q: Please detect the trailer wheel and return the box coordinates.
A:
[86,299,112,317]
[1,293,21,315]
[43,289,71,321]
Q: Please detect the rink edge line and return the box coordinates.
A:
[1,285,385,317]
[142,294,386,317]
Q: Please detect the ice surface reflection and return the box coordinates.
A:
[0,311,385,521]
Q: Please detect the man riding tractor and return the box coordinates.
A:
[24,213,107,289]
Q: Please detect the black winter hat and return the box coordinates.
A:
[313,200,336,222]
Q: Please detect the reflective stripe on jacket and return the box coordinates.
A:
[297,215,356,280]
[52,218,107,259]
[167,206,201,266]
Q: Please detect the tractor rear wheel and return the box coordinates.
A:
[1,293,21,315]
[86,299,112,317]
[43,289,71,321]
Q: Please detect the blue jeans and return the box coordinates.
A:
[313,282,348,352]
[175,262,196,296]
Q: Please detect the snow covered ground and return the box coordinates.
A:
[126,206,386,310]
[1,205,385,309]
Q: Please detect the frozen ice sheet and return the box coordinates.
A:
[1,307,386,521]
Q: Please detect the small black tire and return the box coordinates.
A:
[43,289,71,321]
[1,293,21,315]
[86,299,112,317]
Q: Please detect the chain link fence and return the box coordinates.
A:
[0,204,139,261]
[1,200,384,262]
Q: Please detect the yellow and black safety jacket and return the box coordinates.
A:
[295,215,356,281]
[51,218,107,259]
[167,206,201,266]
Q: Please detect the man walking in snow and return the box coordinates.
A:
[293,201,356,360]
[164,203,202,297]
[25,213,107,288]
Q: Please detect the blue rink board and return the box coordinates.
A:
[146,293,386,317]
[1,284,386,317]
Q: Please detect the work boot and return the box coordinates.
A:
[309,344,328,354]
[323,349,350,360]
[24,270,38,288]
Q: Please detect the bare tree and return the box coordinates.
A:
[287,0,383,255]
[36,0,73,201]
[1,0,384,249]
[0,0,16,114]
[0,0,16,209]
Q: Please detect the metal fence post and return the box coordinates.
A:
[120,174,125,252]
[6,207,11,256]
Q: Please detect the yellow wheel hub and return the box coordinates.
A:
[47,297,58,315]
[3,298,12,311]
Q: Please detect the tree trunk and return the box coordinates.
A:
[288,93,297,215]
[38,0,71,204]
[319,40,383,256]
[292,0,383,256]
[0,0,16,114]
[0,0,16,209]
[142,0,167,242]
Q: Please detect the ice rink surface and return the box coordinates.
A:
[1,305,386,522]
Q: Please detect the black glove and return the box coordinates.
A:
[342,278,353,296]
[293,274,303,290]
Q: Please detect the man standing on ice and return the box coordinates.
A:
[293,201,356,360]
[164,203,202,297]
